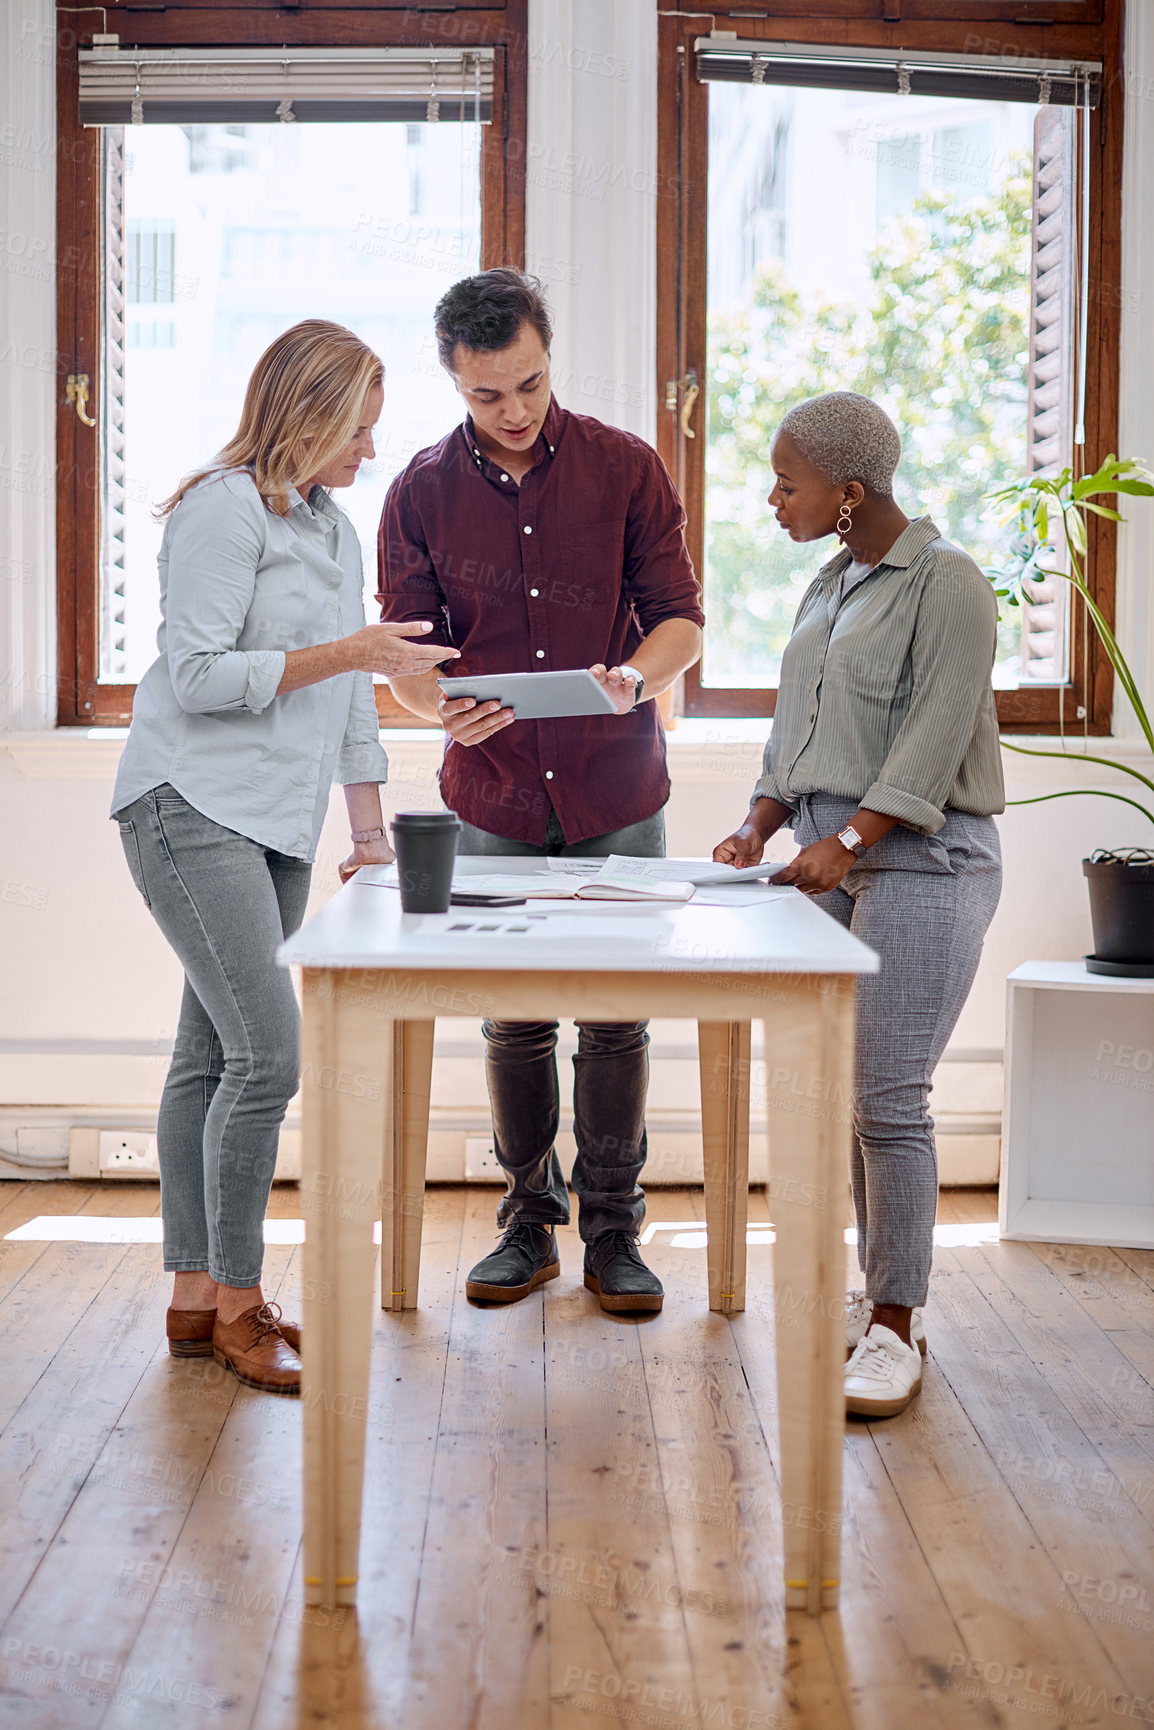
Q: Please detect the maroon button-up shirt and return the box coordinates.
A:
[376,396,704,844]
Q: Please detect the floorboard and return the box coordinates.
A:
[0,1181,1150,1730]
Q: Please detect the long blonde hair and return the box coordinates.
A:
[159,320,383,518]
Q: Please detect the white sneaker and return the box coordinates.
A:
[844,1290,926,1360]
[844,1324,923,1418]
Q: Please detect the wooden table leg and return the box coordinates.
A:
[762,976,855,1615]
[381,1018,435,1313]
[698,1020,751,1314]
[299,968,389,1610]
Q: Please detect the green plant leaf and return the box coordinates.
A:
[1005,788,1154,829]
[1000,739,1154,796]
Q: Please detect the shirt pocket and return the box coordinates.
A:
[561,518,627,592]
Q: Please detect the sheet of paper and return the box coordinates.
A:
[545,857,604,877]
[450,873,590,899]
[356,864,399,887]
[690,882,795,907]
[412,911,670,945]
[596,854,785,887]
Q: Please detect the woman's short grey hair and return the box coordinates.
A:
[776,392,901,498]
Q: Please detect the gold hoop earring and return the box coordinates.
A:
[837,503,853,540]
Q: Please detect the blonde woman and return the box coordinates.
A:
[112,320,456,1396]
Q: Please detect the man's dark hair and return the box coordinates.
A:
[434,268,553,371]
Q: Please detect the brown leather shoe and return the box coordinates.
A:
[212,1303,301,1396]
[167,1304,300,1358]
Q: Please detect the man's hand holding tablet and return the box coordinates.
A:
[437,666,641,743]
[436,684,515,748]
[588,662,643,715]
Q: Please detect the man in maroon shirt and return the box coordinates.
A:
[378,269,703,1314]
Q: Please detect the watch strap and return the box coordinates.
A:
[350,827,386,844]
[619,665,644,704]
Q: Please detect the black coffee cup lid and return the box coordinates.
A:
[391,810,461,827]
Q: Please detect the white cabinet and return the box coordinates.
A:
[1001,962,1154,1248]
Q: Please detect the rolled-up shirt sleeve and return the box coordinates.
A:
[334,577,389,785]
[860,560,999,835]
[623,448,705,635]
[163,475,286,714]
[377,473,452,646]
[335,670,390,785]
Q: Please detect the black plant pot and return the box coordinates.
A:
[1083,850,1154,975]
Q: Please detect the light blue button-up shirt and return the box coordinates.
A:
[112,468,389,861]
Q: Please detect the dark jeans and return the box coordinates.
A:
[455,807,666,1241]
[115,784,311,1286]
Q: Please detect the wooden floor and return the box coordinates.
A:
[0,1179,1150,1730]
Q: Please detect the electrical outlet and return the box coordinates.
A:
[464,1136,505,1183]
[98,1131,159,1175]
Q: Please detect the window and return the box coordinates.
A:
[56,5,528,726]
[658,7,1122,731]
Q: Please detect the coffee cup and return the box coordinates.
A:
[391,811,461,913]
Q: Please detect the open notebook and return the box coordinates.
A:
[358,855,785,904]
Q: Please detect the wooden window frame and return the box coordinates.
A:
[656,0,1124,732]
[55,0,527,728]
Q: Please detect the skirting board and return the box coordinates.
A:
[0,1113,998,1189]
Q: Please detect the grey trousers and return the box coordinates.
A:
[116,785,311,1287]
[793,794,1002,1307]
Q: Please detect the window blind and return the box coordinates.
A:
[695,38,1100,109]
[78,46,494,127]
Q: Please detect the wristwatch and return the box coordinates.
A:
[619,665,645,705]
[350,827,386,844]
[837,824,866,858]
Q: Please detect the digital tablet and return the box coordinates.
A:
[437,668,619,720]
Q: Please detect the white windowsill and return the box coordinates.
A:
[0,721,1148,780]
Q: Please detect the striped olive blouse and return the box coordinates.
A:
[752,516,1005,836]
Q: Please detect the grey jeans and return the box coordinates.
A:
[116,785,311,1286]
[455,806,666,1240]
[793,794,1003,1307]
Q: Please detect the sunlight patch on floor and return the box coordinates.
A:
[639,1220,1001,1250]
[2,1216,388,1245]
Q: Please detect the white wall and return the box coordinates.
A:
[1,0,1152,1177]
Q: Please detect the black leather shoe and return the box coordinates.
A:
[466,1222,560,1303]
[583,1231,664,1314]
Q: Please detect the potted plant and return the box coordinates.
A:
[988,453,1154,976]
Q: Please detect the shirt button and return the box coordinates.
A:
[529,587,539,597]
[500,473,509,482]
[523,525,533,535]
[545,770,554,781]
[535,649,545,659]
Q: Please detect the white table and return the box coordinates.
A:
[279,858,877,1616]
[1001,961,1154,1248]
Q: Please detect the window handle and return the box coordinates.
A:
[665,369,699,440]
[67,373,97,428]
